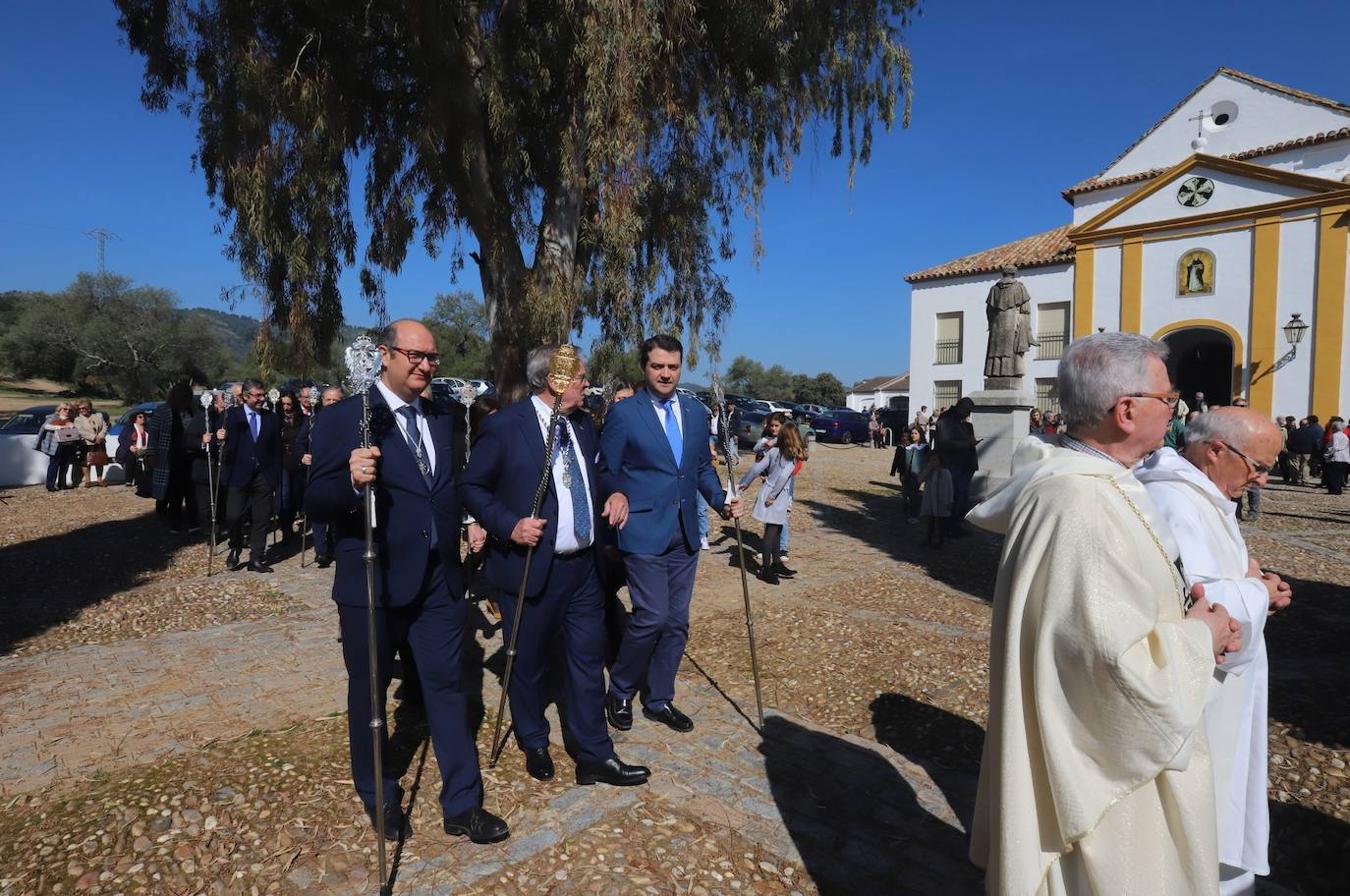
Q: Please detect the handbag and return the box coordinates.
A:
[87,439,110,466]
[55,426,81,444]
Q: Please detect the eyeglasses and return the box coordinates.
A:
[1219,441,1273,476]
[1108,390,1181,412]
[246,391,265,399]
[387,346,442,367]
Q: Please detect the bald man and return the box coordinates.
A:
[1137,408,1293,896]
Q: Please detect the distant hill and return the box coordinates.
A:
[181,307,262,360]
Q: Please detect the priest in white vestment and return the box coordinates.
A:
[967,333,1241,895]
[1136,408,1291,896]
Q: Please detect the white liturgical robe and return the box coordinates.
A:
[966,437,1219,895]
[1137,448,1271,879]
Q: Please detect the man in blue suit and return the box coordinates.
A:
[599,335,742,733]
[218,379,282,572]
[293,385,345,567]
[460,345,650,787]
[306,320,508,846]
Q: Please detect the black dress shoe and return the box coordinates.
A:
[642,703,694,732]
[524,746,555,781]
[314,553,332,568]
[772,562,797,577]
[576,756,650,787]
[226,549,242,570]
[365,801,409,841]
[246,560,273,573]
[605,694,633,731]
[761,569,781,585]
[443,807,510,844]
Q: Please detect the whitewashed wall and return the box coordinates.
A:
[1273,215,1318,417]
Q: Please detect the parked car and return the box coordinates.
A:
[733,409,769,449]
[0,405,58,487]
[430,380,473,406]
[431,376,469,392]
[466,379,495,396]
[761,399,794,415]
[791,402,827,422]
[809,409,871,444]
[742,399,773,415]
[109,402,164,440]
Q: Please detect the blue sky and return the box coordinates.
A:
[2,0,1347,385]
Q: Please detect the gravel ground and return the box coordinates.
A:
[0,485,299,656]
[0,448,1345,894]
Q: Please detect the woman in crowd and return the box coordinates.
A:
[894,425,928,522]
[115,410,152,492]
[276,391,304,545]
[738,419,808,585]
[39,403,79,491]
[1325,420,1349,496]
[73,400,109,487]
[919,450,954,548]
[1028,408,1044,434]
[752,412,793,559]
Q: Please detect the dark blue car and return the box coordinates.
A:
[809,409,870,444]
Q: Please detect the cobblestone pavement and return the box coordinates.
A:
[1,449,1345,894]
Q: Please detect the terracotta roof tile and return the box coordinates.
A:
[1063,127,1350,197]
[850,374,910,393]
[905,225,1074,284]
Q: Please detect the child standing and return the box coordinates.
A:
[738,420,807,584]
[919,452,953,548]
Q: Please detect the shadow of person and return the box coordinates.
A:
[1262,570,1350,749]
[759,715,982,895]
[1267,798,1350,894]
[868,693,983,830]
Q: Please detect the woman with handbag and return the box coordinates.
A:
[74,401,110,487]
[39,403,80,491]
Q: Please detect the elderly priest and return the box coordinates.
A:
[966,332,1241,895]
[1136,408,1292,896]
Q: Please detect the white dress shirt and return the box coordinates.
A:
[649,391,684,440]
[375,380,437,475]
[531,395,592,553]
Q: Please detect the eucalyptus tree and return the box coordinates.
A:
[116,0,916,393]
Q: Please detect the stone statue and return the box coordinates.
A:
[984,265,1037,388]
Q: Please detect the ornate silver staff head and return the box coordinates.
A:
[267,387,281,405]
[711,373,727,416]
[344,335,382,395]
[220,389,237,409]
[199,389,214,410]
[458,384,477,407]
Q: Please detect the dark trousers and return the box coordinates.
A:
[495,550,614,764]
[164,459,198,530]
[901,472,921,515]
[947,466,975,533]
[1326,461,1348,495]
[311,520,333,559]
[46,445,76,490]
[609,534,700,708]
[337,555,482,818]
[226,470,273,558]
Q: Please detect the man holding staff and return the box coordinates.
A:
[459,345,649,786]
[306,319,508,846]
[599,335,742,734]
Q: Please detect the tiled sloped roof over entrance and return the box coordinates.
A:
[905,225,1074,284]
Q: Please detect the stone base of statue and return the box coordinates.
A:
[969,386,1036,501]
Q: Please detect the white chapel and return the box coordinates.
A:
[905,68,1350,420]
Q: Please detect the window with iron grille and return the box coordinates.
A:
[935,312,963,365]
[933,380,962,411]
[1035,378,1060,415]
[1037,302,1069,360]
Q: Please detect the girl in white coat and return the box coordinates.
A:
[737,420,807,584]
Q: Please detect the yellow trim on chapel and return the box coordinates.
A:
[1312,204,1349,420]
[1153,319,1246,401]
[1074,244,1095,337]
[1248,216,1281,414]
[1120,238,1143,333]
[1070,153,1350,238]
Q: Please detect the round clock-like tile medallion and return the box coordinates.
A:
[1178,176,1215,208]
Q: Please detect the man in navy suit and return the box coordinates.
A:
[460,345,650,787]
[218,379,282,572]
[306,320,508,846]
[599,335,742,733]
[294,385,345,567]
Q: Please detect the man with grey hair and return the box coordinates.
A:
[967,332,1240,894]
[1137,407,1291,895]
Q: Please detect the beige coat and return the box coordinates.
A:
[966,438,1219,895]
[73,412,108,446]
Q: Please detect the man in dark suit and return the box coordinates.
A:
[598,335,742,734]
[218,379,282,572]
[306,319,507,846]
[294,385,345,567]
[459,345,650,787]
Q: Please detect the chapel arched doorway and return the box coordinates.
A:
[1160,326,1236,407]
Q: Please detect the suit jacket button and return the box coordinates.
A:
[421,530,429,539]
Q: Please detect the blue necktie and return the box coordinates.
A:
[663,399,683,464]
[248,410,259,441]
[398,405,434,489]
[556,424,591,542]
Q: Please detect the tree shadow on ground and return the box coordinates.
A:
[797,486,1002,601]
[1267,799,1350,895]
[760,714,982,895]
[0,511,189,654]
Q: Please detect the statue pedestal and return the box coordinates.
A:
[969,388,1036,500]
